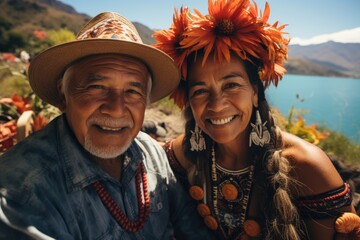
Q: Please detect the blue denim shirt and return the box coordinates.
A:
[0,115,214,240]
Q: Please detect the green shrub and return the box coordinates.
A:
[0,73,31,98]
[318,130,360,166]
[0,30,27,52]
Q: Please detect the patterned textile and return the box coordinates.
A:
[214,164,253,239]
[295,183,352,219]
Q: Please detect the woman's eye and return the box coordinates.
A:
[191,89,207,97]
[87,85,104,90]
[224,82,239,89]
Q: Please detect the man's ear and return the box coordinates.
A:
[57,78,66,112]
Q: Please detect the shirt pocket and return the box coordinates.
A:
[150,182,167,212]
[147,178,171,237]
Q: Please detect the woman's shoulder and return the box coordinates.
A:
[281,130,326,164]
[280,131,344,196]
[171,134,194,171]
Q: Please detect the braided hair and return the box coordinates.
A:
[182,56,307,239]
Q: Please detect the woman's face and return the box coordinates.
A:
[188,55,258,145]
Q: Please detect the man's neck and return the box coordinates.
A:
[94,157,123,181]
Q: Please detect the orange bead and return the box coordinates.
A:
[237,233,250,240]
[204,215,218,230]
[189,186,204,200]
[335,212,360,234]
[243,219,261,237]
[197,203,211,217]
[221,183,238,201]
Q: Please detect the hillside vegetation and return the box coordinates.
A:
[0,0,89,35]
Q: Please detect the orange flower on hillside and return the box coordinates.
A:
[33,30,47,41]
[285,107,330,145]
[0,120,17,153]
[11,94,32,114]
[32,114,49,132]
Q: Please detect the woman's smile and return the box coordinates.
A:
[208,115,236,125]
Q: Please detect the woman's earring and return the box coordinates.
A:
[190,123,206,151]
[249,110,270,147]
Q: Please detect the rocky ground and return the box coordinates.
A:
[143,105,185,142]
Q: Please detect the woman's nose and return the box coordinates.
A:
[207,91,226,112]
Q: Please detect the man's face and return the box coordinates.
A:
[60,54,151,159]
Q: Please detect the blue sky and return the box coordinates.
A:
[60,0,360,43]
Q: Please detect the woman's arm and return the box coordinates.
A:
[282,131,356,239]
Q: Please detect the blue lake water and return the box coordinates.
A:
[266,74,360,143]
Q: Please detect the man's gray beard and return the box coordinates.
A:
[84,135,132,159]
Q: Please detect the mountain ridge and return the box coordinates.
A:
[0,0,359,79]
[0,0,90,37]
[288,41,360,78]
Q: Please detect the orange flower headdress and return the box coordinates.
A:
[153,0,289,108]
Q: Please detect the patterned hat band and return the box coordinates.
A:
[77,16,142,43]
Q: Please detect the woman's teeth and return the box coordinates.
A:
[210,116,234,125]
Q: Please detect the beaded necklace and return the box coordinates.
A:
[189,145,260,239]
[93,162,150,232]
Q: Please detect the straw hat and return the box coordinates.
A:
[28,12,180,107]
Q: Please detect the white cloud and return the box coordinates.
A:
[290,27,360,46]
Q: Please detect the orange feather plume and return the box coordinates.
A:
[153,0,289,108]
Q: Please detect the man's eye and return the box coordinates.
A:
[126,89,145,100]
[85,85,108,96]
[127,89,141,95]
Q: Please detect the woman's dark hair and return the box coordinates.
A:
[182,52,306,239]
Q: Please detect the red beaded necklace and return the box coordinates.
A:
[93,162,150,232]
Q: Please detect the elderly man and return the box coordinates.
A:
[0,12,213,240]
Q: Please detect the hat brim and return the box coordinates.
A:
[28,39,180,107]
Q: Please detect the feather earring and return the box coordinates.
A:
[249,110,270,147]
[190,123,206,151]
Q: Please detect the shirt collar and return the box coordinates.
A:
[56,114,144,193]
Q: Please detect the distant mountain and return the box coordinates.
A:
[288,42,360,78]
[284,57,349,78]
[132,22,156,45]
[0,0,90,36]
[0,0,157,45]
[0,0,359,79]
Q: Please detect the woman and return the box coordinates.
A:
[153,0,358,239]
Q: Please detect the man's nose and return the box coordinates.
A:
[100,89,126,116]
